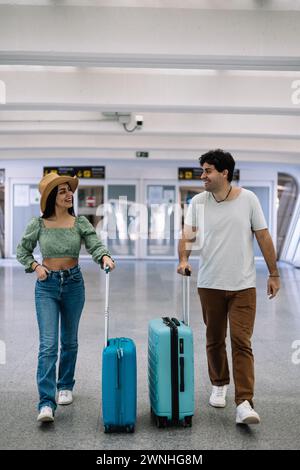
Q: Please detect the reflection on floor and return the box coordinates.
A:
[0,259,299,450]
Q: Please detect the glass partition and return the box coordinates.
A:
[146,184,176,257]
[0,170,4,258]
[244,186,270,257]
[77,185,104,256]
[12,183,40,256]
[106,184,137,257]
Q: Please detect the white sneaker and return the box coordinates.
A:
[209,385,228,408]
[236,400,260,424]
[57,390,73,405]
[37,406,54,422]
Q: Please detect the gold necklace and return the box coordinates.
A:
[212,185,232,203]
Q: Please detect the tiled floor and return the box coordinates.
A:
[0,259,299,450]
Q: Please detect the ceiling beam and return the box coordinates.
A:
[0,7,300,70]
[1,70,300,114]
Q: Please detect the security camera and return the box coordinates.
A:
[121,113,143,133]
[135,115,143,128]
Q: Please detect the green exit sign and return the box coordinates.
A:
[136,151,149,158]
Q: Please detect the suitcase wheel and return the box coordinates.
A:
[156,416,168,428]
[183,416,192,428]
[104,425,111,433]
[126,425,135,433]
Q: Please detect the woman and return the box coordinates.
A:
[16,172,115,423]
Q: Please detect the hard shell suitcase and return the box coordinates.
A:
[148,269,194,427]
[102,268,137,433]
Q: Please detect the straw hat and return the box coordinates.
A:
[39,173,79,213]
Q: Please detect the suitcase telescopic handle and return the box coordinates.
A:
[183,268,191,326]
[104,266,110,347]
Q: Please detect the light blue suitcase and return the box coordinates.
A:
[148,270,194,427]
[102,268,137,433]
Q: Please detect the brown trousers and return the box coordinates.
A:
[198,288,256,406]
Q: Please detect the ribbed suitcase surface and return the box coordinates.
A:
[101,268,137,433]
[102,337,137,433]
[148,317,194,427]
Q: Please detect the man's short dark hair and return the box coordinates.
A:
[199,149,235,182]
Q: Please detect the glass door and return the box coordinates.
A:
[179,184,205,259]
[145,183,176,257]
[106,184,137,258]
[243,185,271,258]
[277,173,298,259]
[0,170,4,258]
[12,181,40,256]
[77,184,104,256]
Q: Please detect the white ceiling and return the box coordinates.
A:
[0,2,300,163]
[1,1,300,10]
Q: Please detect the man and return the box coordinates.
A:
[177,149,280,425]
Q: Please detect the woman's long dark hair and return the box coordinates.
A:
[42,185,76,219]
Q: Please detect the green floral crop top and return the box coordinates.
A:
[16,216,112,273]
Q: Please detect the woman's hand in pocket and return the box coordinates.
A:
[36,265,50,281]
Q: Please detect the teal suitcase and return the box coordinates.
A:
[148,270,194,427]
[101,268,137,433]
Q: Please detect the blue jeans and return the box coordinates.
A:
[35,265,85,411]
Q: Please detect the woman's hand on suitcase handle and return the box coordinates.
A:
[177,261,192,276]
[102,256,115,272]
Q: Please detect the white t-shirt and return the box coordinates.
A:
[185,188,267,291]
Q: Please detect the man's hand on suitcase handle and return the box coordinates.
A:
[177,261,192,276]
